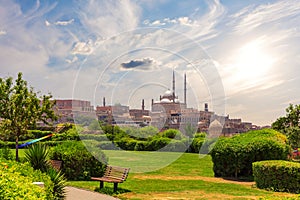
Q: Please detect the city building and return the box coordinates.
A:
[54,99,94,123]
[53,72,259,135]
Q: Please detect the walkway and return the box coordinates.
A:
[65,186,120,200]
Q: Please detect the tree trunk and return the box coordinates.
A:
[15,136,19,162]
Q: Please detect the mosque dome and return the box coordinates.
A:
[162,89,173,98]
[160,98,171,103]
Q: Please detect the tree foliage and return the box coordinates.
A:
[272,104,300,148]
[0,72,57,161]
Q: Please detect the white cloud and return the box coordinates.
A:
[151,20,166,26]
[230,1,300,34]
[142,0,226,42]
[45,20,51,26]
[0,30,6,35]
[54,19,74,26]
[71,40,94,55]
[66,56,78,64]
[177,17,193,26]
[78,0,140,38]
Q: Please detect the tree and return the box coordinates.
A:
[285,126,300,148]
[272,104,300,148]
[0,72,57,161]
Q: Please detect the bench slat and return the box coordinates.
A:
[91,165,130,183]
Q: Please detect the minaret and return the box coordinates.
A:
[172,70,175,102]
[142,99,145,111]
[103,97,106,107]
[184,73,187,106]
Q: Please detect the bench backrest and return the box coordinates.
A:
[49,160,62,171]
[104,165,130,182]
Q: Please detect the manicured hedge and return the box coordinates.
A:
[253,160,300,193]
[160,140,187,152]
[49,141,107,181]
[211,129,290,178]
[79,134,109,141]
[51,126,81,141]
[0,158,53,199]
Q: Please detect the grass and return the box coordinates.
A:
[67,150,300,200]
[10,148,26,160]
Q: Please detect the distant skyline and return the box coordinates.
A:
[1,0,300,126]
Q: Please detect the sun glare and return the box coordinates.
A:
[233,39,275,79]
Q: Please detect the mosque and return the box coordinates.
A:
[150,71,200,130]
[53,70,256,134]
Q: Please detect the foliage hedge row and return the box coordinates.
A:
[253,160,300,193]
[79,134,109,141]
[89,136,205,152]
[51,126,81,141]
[49,141,107,181]
[101,125,206,152]
[211,129,290,178]
[0,158,53,199]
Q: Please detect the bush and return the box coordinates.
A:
[47,168,67,199]
[134,141,148,151]
[253,160,300,193]
[0,141,25,148]
[24,130,53,141]
[97,141,120,150]
[0,146,13,160]
[0,158,54,199]
[190,137,205,153]
[115,138,137,150]
[52,126,81,141]
[43,141,66,147]
[161,140,187,152]
[160,129,182,139]
[148,137,171,151]
[25,143,50,172]
[49,141,107,180]
[79,134,109,141]
[211,129,290,178]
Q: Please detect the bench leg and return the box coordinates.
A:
[100,181,104,189]
[113,183,118,192]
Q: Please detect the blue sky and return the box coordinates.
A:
[0,0,300,126]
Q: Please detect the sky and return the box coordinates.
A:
[0,0,300,126]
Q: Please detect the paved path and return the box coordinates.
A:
[65,186,120,200]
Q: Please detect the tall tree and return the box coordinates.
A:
[272,104,300,132]
[0,72,57,161]
[272,104,300,148]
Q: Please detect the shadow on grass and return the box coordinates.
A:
[94,187,131,196]
[222,176,254,182]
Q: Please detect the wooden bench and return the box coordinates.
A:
[91,165,130,192]
[49,160,62,171]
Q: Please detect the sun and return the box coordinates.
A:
[233,39,275,80]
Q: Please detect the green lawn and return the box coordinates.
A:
[10,148,26,160]
[68,150,300,200]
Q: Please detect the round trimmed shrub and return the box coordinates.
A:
[148,137,171,151]
[190,137,205,153]
[49,141,107,181]
[253,160,300,193]
[211,129,290,178]
[160,129,182,139]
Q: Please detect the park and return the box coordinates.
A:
[1,73,300,200]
